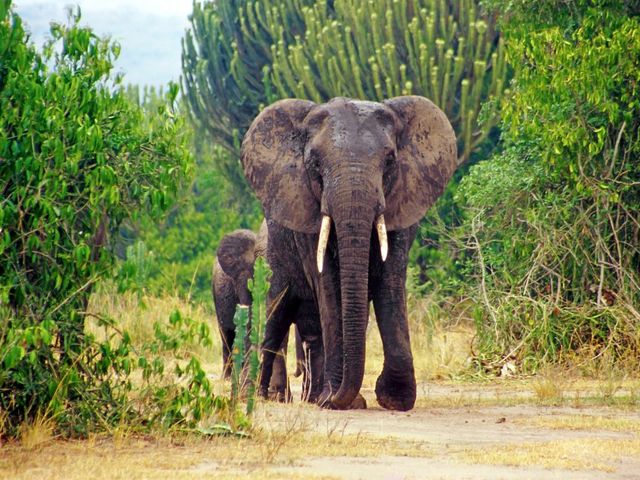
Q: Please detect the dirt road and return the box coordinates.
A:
[253,381,640,480]
[3,381,639,480]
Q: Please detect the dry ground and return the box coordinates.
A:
[2,379,640,480]
[4,292,638,479]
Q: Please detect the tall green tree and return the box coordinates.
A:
[265,0,506,164]
[118,85,261,303]
[0,4,192,434]
[182,0,305,201]
[182,0,507,194]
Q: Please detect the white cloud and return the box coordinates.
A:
[13,0,195,86]
[15,0,192,18]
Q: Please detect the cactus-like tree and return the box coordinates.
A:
[182,0,507,190]
[182,0,310,193]
[265,0,507,164]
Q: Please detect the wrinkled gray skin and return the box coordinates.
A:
[242,96,457,410]
[258,263,325,403]
[212,224,291,400]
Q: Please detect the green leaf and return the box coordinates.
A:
[4,345,26,369]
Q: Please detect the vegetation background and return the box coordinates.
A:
[1,0,639,438]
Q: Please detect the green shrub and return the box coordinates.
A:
[459,3,640,370]
[0,4,217,436]
[136,143,261,304]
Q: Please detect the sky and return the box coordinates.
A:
[13,0,194,87]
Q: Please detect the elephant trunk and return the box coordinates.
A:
[328,190,376,409]
[237,274,252,307]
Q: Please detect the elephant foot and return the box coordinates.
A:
[346,393,367,409]
[375,373,416,411]
[316,387,367,409]
[301,386,322,404]
[316,386,332,408]
[269,386,293,403]
[258,384,269,399]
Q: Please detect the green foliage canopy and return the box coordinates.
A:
[459,1,640,366]
[0,5,192,434]
[117,86,259,303]
[135,144,255,303]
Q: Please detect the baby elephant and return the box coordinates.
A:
[213,225,301,401]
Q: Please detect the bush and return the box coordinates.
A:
[0,4,207,436]
[458,3,640,370]
[135,143,261,303]
[115,86,261,303]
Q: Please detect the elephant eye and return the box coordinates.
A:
[310,151,321,171]
[384,151,396,168]
[305,148,322,176]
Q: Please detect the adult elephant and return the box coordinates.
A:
[212,224,293,401]
[242,96,457,411]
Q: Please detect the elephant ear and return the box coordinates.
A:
[216,230,256,280]
[383,96,458,231]
[241,99,319,233]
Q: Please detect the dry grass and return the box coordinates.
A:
[15,414,55,450]
[406,293,474,381]
[7,285,640,478]
[86,288,474,409]
[251,400,436,460]
[460,438,640,473]
[0,422,432,480]
[87,288,219,362]
[520,414,640,433]
[414,379,640,409]
[88,287,475,396]
[86,288,640,409]
[531,375,565,405]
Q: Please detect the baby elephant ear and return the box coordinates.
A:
[217,230,256,280]
[384,96,458,231]
[241,99,319,234]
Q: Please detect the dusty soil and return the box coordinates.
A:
[3,381,640,480]
[251,381,640,480]
[262,405,640,479]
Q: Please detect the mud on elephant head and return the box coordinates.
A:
[241,96,457,410]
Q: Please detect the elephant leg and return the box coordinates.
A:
[270,334,292,403]
[213,278,239,379]
[304,334,325,403]
[220,327,235,379]
[372,293,415,411]
[370,229,417,411]
[259,287,298,402]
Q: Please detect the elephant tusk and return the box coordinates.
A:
[376,215,388,262]
[317,215,331,273]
